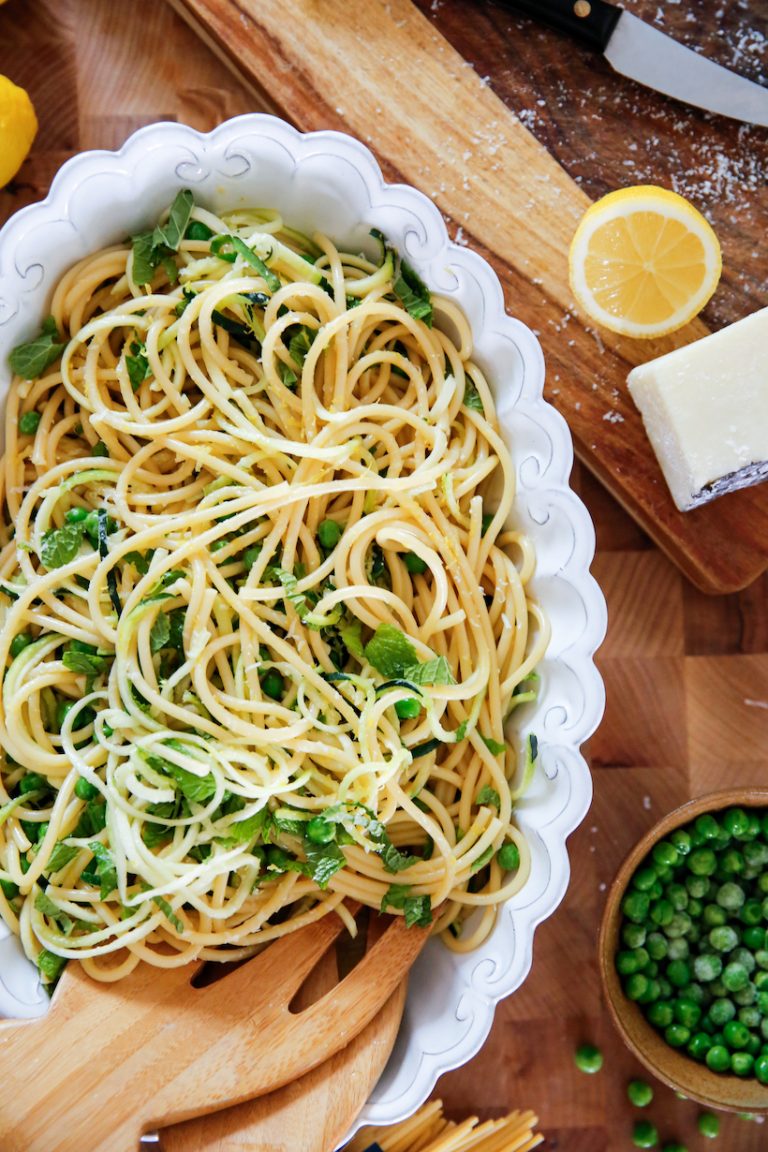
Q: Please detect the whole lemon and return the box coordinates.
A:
[0,75,38,188]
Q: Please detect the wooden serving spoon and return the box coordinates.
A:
[0,910,428,1152]
[161,915,408,1152]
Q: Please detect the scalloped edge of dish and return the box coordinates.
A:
[0,114,607,1133]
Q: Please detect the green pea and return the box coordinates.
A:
[723,1019,751,1049]
[687,1032,712,1061]
[74,777,99,801]
[632,866,658,892]
[694,953,722,982]
[697,1112,720,1139]
[703,904,727,929]
[9,632,33,658]
[497,842,520,871]
[755,1053,768,1085]
[19,772,47,794]
[260,669,284,700]
[686,874,710,899]
[574,1043,602,1074]
[716,881,746,911]
[731,1051,755,1077]
[622,923,647,949]
[19,410,41,435]
[395,697,421,720]
[317,519,343,550]
[632,1120,659,1148]
[666,959,691,988]
[625,973,650,1001]
[742,923,765,949]
[670,829,692,856]
[209,537,231,552]
[723,962,750,992]
[647,1001,674,1029]
[650,898,674,927]
[652,840,680,869]
[709,925,739,952]
[646,932,668,961]
[720,848,745,876]
[705,1044,730,1072]
[688,848,717,876]
[305,816,336,845]
[723,808,751,840]
[664,1023,690,1048]
[661,1144,688,1152]
[90,441,109,457]
[666,883,688,911]
[673,999,701,1029]
[622,891,650,923]
[627,1079,653,1108]
[694,814,721,841]
[65,506,90,524]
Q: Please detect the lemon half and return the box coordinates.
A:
[0,74,37,189]
[568,185,722,339]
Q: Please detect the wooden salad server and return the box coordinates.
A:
[0,910,429,1152]
[161,915,409,1152]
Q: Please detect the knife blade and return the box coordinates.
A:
[498,0,768,128]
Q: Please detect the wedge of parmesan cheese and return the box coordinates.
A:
[627,307,768,512]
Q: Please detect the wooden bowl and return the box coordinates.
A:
[599,788,768,1114]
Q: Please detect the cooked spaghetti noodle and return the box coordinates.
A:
[0,193,548,983]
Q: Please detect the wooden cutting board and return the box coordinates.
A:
[165,0,768,595]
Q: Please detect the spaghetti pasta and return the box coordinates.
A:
[0,193,548,983]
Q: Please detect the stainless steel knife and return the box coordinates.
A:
[500,0,768,128]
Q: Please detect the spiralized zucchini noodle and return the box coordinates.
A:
[0,192,548,984]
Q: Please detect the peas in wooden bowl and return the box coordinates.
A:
[599,789,768,1114]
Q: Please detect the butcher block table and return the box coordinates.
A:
[1,1,767,1149]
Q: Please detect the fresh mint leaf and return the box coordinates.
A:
[463,380,485,413]
[152,189,194,252]
[9,317,67,379]
[145,750,216,805]
[455,720,468,742]
[379,839,420,875]
[403,893,432,928]
[380,883,411,914]
[401,656,455,686]
[481,735,507,756]
[304,841,346,889]
[88,841,117,899]
[364,624,418,678]
[40,522,85,569]
[149,614,170,653]
[476,785,501,809]
[37,948,67,983]
[126,340,150,391]
[131,232,157,286]
[340,615,365,661]
[393,258,432,327]
[62,650,109,677]
[124,549,155,575]
[45,841,80,874]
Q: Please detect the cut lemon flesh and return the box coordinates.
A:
[569,186,722,339]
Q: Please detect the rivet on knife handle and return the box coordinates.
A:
[498,0,622,52]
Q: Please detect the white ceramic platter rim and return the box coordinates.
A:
[0,114,607,1136]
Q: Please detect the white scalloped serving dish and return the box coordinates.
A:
[0,114,606,1136]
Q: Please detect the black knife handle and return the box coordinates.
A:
[500,0,622,52]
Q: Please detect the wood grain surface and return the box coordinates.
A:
[0,2,767,1151]
[165,0,768,595]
